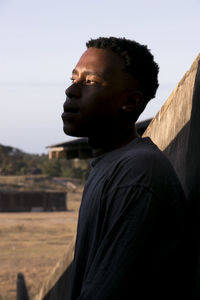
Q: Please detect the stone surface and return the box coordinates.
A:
[33,237,75,300]
[143,53,200,187]
[144,53,200,299]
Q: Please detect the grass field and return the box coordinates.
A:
[0,187,83,300]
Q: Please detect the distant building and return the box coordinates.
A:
[0,191,67,212]
[47,118,152,160]
[48,138,92,160]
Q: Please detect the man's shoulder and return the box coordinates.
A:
[105,137,183,195]
[118,137,168,169]
[94,137,174,177]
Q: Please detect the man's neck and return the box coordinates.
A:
[88,125,139,157]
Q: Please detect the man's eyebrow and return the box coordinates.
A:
[72,69,105,78]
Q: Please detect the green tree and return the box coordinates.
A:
[42,159,61,177]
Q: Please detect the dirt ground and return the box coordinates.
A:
[0,188,83,300]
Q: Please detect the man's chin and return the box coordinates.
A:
[63,125,86,138]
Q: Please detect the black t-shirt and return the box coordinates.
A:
[70,137,187,300]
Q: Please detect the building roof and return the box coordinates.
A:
[46,138,88,149]
[47,118,152,149]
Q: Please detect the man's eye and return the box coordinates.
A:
[85,79,97,85]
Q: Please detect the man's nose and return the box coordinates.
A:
[65,83,81,99]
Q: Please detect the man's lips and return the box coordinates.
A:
[62,107,79,120]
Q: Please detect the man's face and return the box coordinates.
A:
[62,47,133,138]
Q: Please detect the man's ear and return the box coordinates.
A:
[122,90,144,113]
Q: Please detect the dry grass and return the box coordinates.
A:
[0,175,82,192]
[0,187,83,300]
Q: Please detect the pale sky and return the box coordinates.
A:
[0,0,200,154]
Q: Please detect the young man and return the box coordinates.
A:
[62,37,187,300]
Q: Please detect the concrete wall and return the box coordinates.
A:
[33,237,75,300]
[0,191,67,212]
[143,53,200,190]
[144,53,200,299]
